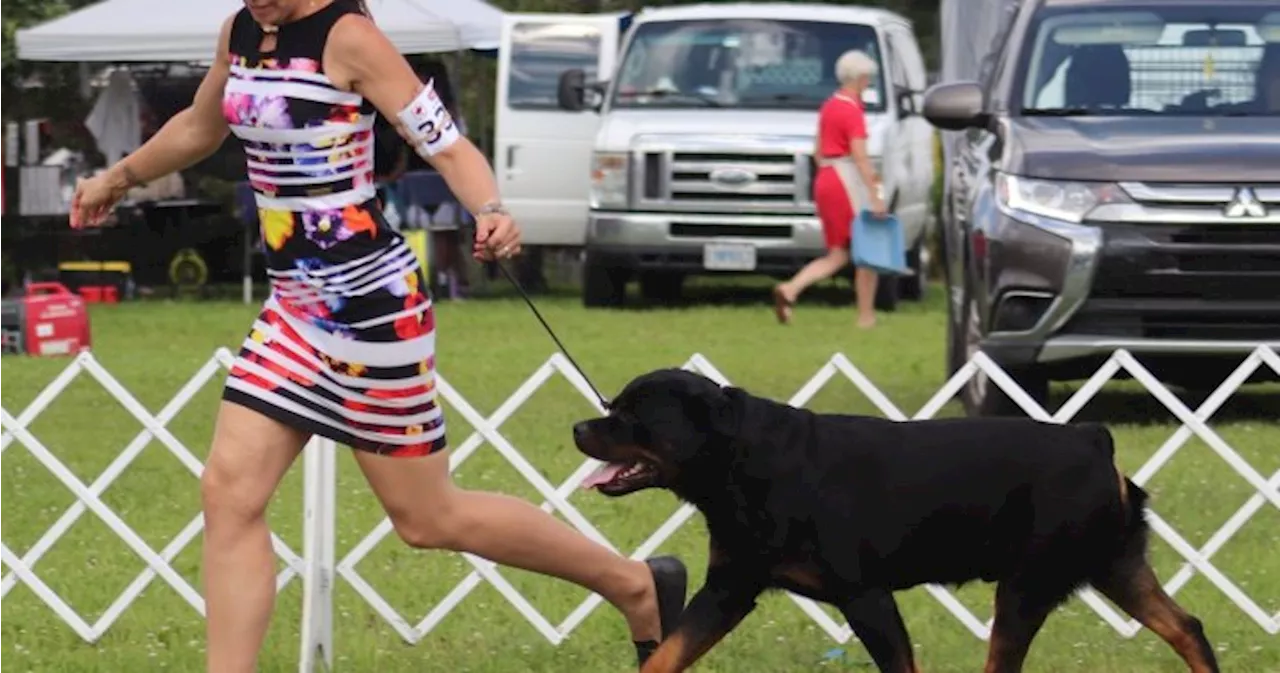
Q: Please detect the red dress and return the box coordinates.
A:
[813,94,869,249]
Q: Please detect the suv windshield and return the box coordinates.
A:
[610,18,887,111]
[1018,4,1280,116]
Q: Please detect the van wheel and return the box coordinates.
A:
[638,272,684,304]
[582,253,628,308]
[897,243,926,301]
[874,272,898,312]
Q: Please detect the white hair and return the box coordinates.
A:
[835,50,879,85]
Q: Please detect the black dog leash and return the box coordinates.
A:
[491,259,612,410]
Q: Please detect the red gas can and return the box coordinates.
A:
[19,282,92,356]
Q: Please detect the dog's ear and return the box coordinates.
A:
[701,385,745,438]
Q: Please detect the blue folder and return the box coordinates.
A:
[851,209,910,275]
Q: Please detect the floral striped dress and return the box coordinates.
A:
[219,4,446,457]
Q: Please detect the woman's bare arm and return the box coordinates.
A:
[102,15,234,195]
[325,15,500,216]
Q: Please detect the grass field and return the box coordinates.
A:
[2,281,1278,673]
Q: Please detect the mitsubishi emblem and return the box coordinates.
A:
[1224,187,1267,219]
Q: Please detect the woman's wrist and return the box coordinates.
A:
[106,161,143,198]
[474,199,507,217]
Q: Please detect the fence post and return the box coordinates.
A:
[298,437,337,672]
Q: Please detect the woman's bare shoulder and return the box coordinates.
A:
[213,9,244,63]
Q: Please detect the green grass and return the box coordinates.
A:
[2,283,1278,673]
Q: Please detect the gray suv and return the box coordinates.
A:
[924,0,1280,416]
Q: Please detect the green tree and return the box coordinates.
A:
[2,0,101,154]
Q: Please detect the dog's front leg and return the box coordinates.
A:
[840,589,919,673]
[640,565,761,673]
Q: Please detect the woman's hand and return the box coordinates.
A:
[868,192,888,219]
[70,168,129,229]
[473,210,522,261]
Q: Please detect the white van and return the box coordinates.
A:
[494,3,935,308]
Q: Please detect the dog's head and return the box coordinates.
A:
[573,368,744,498]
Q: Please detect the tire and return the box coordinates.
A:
[582,253,628,308]
[957,284,1048,417]
[638,272,684,304]
[897,242,926,301]
[874,271,899,312]
[945,285,965,378]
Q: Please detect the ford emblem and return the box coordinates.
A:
[709,167,757,188]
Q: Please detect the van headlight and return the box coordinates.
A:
[996,173,1131,224]
[590,152,629,209]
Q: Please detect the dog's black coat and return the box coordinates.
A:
[574,369,1218,673]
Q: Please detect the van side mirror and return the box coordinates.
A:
[557,69,609,112]
[923,81,988,131]
[558,69,588,112]
[896,90,919,119]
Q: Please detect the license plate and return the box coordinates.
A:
[703,242,757,271]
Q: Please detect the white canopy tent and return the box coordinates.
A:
[15,0,504,62]
[14,0,505,306]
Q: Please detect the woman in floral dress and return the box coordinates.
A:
[69,1,687,670]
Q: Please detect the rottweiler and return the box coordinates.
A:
[573,368,1218,673]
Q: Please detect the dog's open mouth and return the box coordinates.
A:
[580,460,659,495]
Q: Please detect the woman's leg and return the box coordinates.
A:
[774,168,854,320]
[855,266,879,328]
[353,449,666,641]
[780,246,851,300]
[201,402,309,673]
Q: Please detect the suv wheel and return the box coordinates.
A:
[582,253,628,308]
[957,295,1049,417]
[638,272,684,304]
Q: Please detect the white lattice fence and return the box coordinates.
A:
[2,345,1278,673]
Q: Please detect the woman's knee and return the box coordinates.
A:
[200,411,304,528]
[200,456,274,528]
[388,486,470,550]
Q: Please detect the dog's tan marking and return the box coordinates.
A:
[773,564,825,592]
[640,632,687,673]
[1117,464,1129,508]
[641,628,734,673]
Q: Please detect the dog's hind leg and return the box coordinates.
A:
[982,579,1066,673]
[1090,481,1218,672]
[838,590,919,673]
[1092,557,1218,673]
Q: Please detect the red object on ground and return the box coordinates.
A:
[79,286,104,303]
[102,286,119,304]
[19,282,92,356]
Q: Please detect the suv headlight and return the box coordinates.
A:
[590,152,629,209]
[996,174,1131,224]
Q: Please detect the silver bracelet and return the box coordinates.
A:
[476,201,508,217]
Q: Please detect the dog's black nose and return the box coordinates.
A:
[573,422,590,446]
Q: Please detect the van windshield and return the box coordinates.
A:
[1018,4,1280,116]
[610,18,887,111]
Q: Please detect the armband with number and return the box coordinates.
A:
[395,79,461,158]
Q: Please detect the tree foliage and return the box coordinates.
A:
[2,0,102,147]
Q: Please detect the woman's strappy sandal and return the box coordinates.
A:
[634,555,688,666]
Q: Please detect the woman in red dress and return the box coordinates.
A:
[773,50,886,328]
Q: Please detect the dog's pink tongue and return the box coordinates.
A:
[581,462,627,489]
